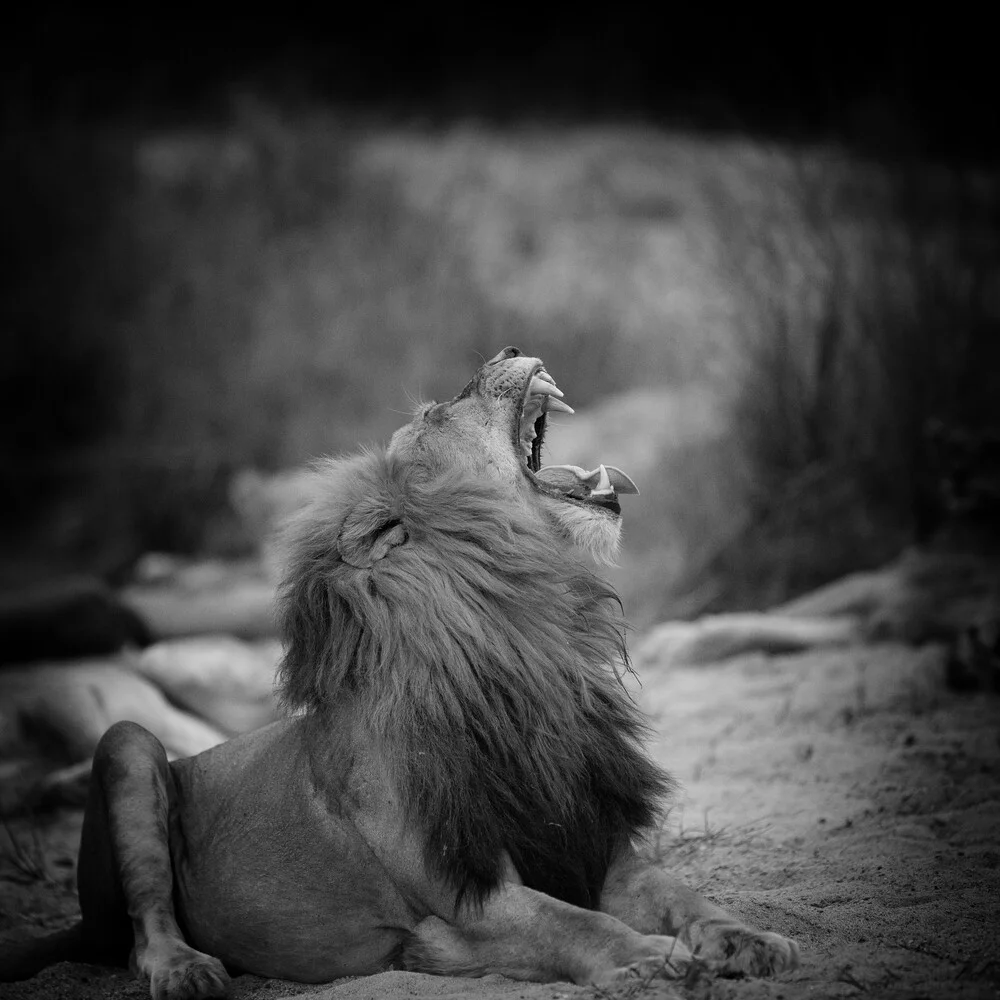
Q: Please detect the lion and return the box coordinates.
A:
[0,348,798,998]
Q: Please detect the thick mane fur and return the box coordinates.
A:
[278,449,673,910]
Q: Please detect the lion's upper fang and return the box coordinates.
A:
[519,370,573,472]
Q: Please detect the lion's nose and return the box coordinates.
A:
[487,347,522,365]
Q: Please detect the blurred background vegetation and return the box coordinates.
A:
[2,18,997,629]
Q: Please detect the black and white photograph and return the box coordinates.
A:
[1,13,997,1000]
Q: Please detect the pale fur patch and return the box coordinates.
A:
[538,495,623,566]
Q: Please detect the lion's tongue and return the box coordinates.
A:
[536,464,639,500]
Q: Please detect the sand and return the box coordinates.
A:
[2,639,998,999]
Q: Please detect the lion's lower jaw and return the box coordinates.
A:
[539,496,623,566]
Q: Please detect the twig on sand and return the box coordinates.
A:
[836,964,868,991]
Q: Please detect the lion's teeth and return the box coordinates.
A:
[593,465,613,493]
[529,376,564,398]
[534,370,556,385]
[544,397,574,414]
[603,466,639,495]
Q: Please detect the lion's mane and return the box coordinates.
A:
[278,450,673,910]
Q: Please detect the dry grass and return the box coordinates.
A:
[0,819,52,886]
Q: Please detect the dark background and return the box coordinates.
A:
[3,12,997,163]
[2,12,997,608]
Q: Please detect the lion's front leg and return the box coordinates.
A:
[403,883,692,987]
[82,721,230,1000]
[601,849,800,978]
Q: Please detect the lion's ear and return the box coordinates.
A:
[338,503,408,569]
[280,510,406,709]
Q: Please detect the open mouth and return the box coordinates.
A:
[516,365,638,515]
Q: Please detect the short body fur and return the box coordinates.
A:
[278,452,673,909]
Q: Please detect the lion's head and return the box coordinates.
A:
[277,348,667,910]
[387,346,638,565]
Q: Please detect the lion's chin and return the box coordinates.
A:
[537,494,623,566]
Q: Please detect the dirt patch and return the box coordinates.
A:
[2,641,999,999]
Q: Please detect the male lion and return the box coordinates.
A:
[2,348,798,998]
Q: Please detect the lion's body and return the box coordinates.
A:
[165,718,413,981]
[1,349,798,998]
[160,447,670,980]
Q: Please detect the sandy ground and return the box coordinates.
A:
[2,640,998,1000]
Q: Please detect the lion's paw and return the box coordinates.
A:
[131,938,230,1000]
[689,919,799,978]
